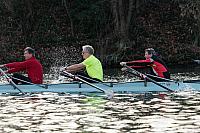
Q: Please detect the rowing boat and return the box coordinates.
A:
[0,80,199,94]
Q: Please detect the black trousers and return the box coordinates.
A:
[12,73,32,84]
[75,71,102,83]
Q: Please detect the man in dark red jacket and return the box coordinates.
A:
[0,47,43,84]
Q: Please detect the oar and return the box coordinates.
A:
[145,73,177,83]
[0,68,25,95]
[76,74,113,87]
[122,65,174,92]
[9,76,48,89]
[146,73,200,84]
[61,71,114,98]
[183,80,200,83]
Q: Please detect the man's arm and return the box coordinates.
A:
[65,63,85,72]
[0,63,25,74]
[121,59,153,67]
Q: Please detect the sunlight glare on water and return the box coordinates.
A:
[0,88,200,132]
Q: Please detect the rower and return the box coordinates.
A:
[61,45,103,83]
[120,48,170,81]
[0,47,43,84]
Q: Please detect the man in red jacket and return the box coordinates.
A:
[0,47,43,84]
[120,48,170,81]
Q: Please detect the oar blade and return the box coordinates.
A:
[104,89,114,99]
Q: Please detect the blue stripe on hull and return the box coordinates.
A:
[0,81,199,94]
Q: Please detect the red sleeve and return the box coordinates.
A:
[126,59,153,66]
[5,62,25,68]
[7,68,24,73]
[130,65,146,68]
[5,61,28,73]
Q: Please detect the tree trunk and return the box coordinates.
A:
[111,0,135,39]
[111,0,120,34]
[126,0,134,33]
[62,0,74,36]
[105,0,136,63]
[21,0,34,40]
[2,0,14,13]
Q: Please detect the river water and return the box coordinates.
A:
[0,65,200,133]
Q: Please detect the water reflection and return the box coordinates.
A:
[0,91,200,133]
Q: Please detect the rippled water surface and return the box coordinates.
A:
[0,91,200,133]
[0,66,200,133]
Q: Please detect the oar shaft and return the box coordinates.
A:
[124,65,174,92]
[62,71,105,93]
[146,73,175,82]
[10,76,34,85]
[144,75,174,92]
[0,68,25,94]
[77,74,113,87]
[10,76,47,89]
[76,76,104,93]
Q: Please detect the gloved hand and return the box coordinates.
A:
[120,62,126,66]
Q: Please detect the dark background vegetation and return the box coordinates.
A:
[1,0,200,72]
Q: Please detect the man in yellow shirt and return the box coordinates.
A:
[62,45,103,82]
